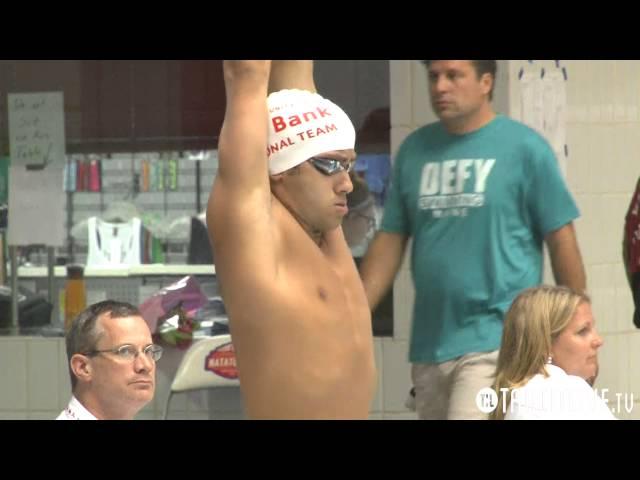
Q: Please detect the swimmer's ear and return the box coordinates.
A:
[269,172,286,183]
[71,353,93,383]
[270,164,302,183]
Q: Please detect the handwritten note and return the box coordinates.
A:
[7,165,65,246]
[8,92,66,167]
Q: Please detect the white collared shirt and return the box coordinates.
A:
[56,396,98,420]
[505,364,617,420]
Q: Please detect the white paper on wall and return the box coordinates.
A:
[520,72,545,136]
[7,165,65,246]
[8,92,66,167]
[519,66,568,178]
[542,71,567,176]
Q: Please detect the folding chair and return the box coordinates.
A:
[162,334,240,419]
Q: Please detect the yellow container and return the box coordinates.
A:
[64,264,86,332]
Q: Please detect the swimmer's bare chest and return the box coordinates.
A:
[235,254,375,418]
[214,201,375,416]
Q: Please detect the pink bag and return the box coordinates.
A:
[139,276,207,334]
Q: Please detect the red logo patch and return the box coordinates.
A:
[204,342,238,379]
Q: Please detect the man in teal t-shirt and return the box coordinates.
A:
[360,60,586,419]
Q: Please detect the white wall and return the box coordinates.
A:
[508,60,639,417]
[547,60,638,417]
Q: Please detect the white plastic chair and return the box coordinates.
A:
[162,334,240,419]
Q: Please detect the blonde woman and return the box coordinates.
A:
[490,285,615,420]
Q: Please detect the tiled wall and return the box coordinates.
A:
[557,60,639,418]
[0,336,69,419]
[508,60,639,418]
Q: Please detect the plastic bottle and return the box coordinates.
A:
[64,264,86,331]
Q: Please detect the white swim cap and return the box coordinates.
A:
[267,89,356,175]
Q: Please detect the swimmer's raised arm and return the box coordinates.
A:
[207,61,277,281]
[268,60,316,94]
[215,60,272,191]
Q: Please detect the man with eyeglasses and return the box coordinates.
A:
[57,300,161,420]
[206,61,376,419]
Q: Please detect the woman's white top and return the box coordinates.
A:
[505,364,617,420]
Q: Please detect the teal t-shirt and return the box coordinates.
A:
[381,115,579,363]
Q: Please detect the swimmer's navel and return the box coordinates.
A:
[317,286,328,301]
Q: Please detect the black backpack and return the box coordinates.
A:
[0,285,52,332]
[624,177,640,328]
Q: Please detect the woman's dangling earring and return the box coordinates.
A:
[546,356,553,365]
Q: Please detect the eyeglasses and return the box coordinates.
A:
[85,344,163,362]
[309,156,354,176]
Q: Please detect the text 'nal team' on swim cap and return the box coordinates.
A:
[267,89,356,175]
